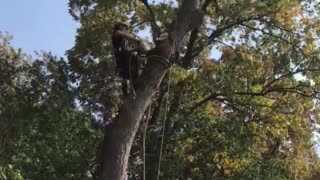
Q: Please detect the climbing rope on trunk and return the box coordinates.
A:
[157,68,172,180]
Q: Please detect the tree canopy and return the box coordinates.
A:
[1,0,320,179]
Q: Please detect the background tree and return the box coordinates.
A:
[0,33,102,180]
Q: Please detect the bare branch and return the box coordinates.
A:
[189,93,223,112]
[190,84,318,113]
[262,68,320,93]
[240,23,294,45]
[258,19,301,36]
[191,16,265,59]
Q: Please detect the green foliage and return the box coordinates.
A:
[0,33,103,179]
[2,0,320,179]
[67,0,320,178]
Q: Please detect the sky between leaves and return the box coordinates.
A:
[0,0,319,154]
[0,0,222,59]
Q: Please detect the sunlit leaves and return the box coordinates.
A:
[0,35,103,179]
[1,0,320,178]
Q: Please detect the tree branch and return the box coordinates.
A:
[262,68,320,93]
[169,0,205,49]
[240,23,293,45]
[190,84,318,113]
[181,0,212,68]
[140,0,161,38]
[191,16,265,59]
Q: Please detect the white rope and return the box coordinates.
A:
[128,54,137,98]
[143,105,152,180]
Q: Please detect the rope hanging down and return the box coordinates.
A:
[142,105,152,180]
[157,68,172,180]
[128,55,137,98]
[141,55,171,180]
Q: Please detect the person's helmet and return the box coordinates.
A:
[113,22,129,31]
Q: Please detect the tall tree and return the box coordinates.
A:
[66,0,320,179]
[0,33,102,180]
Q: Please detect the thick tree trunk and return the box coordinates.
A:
[96,1,204,179]
[97,42,173,180]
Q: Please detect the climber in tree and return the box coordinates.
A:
[112,22,142,95]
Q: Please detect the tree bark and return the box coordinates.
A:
[97,42,172,180]
[97,1,204,179]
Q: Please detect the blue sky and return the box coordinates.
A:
[0,0,221,58]
[0,0,78,57]
[0,0,222,59]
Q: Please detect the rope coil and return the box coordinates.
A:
[148,54,171,67]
